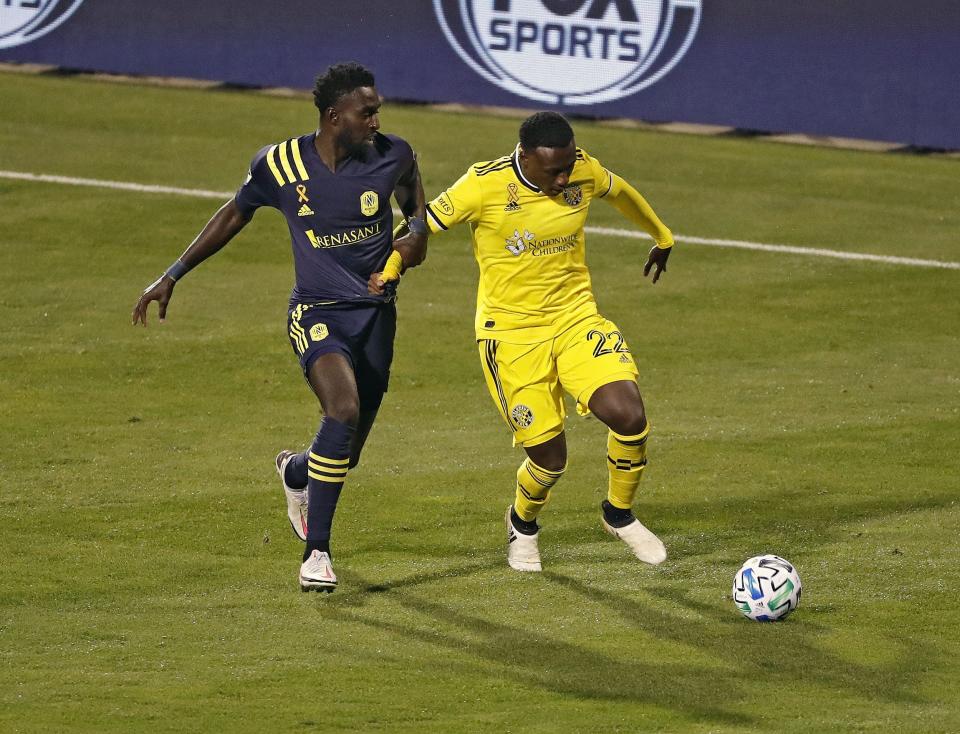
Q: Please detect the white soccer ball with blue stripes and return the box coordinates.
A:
[732,554,802,621]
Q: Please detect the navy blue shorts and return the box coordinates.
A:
[287,302,396,410]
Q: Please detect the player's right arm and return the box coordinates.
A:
[131,200,252,325]
[132,146,277,326]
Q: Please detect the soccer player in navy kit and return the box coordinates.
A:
[132,63,428,592]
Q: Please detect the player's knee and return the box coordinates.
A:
[539,454,566,473]
[605,405,647,437]
[539,457,566,477]
[324,398,360,427]
[529,445,567,473]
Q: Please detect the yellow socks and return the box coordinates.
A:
[606,424,649,510]
[514,457,564,522]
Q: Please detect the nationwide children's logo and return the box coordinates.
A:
[505,228,535,255]
[433,0,701,105]
[505,228,579,257]
[0,0,86,50]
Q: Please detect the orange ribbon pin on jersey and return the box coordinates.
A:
[296,184,309,203]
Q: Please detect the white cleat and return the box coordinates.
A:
[299,550,337,592]
[602,514,668,565]
[276,450,308,542]
[505,505,542,572]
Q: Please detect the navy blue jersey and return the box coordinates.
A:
[235,132,414,305]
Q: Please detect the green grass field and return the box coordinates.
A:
[1,70,958,732]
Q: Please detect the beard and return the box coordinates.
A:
[339,129,375,157]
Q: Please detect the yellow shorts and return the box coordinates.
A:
[478,314,639,447]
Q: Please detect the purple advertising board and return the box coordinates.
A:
[2,1,957,149]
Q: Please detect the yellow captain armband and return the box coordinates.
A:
[381,250,404,283]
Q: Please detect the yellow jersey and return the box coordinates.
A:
[426,145,671,344]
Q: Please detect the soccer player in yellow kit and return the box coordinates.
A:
[374,112,674,571]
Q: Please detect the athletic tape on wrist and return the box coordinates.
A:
[164,260,190,281]
[406,216,428,236]
[381,250,403,282]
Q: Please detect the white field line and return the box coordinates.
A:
[3,169,958,271]
[587,225,960,271]
[0,170,233,199]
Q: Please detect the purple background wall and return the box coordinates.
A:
[2,1,957,148]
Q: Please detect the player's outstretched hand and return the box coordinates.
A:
[643,245,671,284]
[132,275,175,326]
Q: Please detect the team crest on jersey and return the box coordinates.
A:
[309,323,329,342]
[562,185,582,206]
[504,182,521,212]
[505,228,535,256]
[433,0,701,105]
[360,190,379,217]
[0,0,86,50]
[511,404,534,429]
[563,184,583,206]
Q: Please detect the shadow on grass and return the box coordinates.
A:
[547,572,934,709]
[304,490,947,727]
[318,563,751,727]
[604,490,958,563]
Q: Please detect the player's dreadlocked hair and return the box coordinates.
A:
[519,111,574,149]
[313,62,376,113]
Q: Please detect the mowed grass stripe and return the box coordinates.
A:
[2,168,958,271]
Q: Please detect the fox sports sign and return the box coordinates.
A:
[434,0,701,105]
[0,0,85,49]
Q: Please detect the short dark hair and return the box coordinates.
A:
[519,111,574,149]
[313,62,375,113]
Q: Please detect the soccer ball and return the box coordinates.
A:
[732,554,802,621]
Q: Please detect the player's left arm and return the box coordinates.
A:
[598,162,674,284]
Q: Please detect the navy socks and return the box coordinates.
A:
[303,417,355,560]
